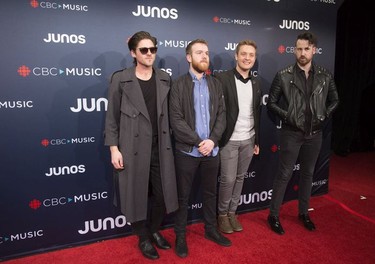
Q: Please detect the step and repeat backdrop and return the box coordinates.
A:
[0,0,342,260]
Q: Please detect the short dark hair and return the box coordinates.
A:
[127,31,157,65]
[186,39,208,55]
[296,32,318,47]
[235,40,257,55]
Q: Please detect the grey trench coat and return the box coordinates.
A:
[104,67,178,223]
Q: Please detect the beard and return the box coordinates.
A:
[191,59,209,73]
[297,56,311,67]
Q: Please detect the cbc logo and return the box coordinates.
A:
[30,1,89,12]
[41,137,96,147]
[278,45,323,54]
[213,17,251,26]
[17,65,102,77]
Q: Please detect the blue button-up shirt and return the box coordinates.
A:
[185,71,218,157]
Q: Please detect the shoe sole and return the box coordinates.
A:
[219,228,234,234]
[204,234,232,247]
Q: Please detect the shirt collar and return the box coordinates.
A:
[233,68,251,83]
[189,70,206,81]
[296,63,315,74]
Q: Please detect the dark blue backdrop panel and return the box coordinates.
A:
[0,0,343,260]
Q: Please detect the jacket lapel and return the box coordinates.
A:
[120,67,150,121]
[155,70,170,118]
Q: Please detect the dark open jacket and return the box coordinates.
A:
[169,73,226,153]
[215,69,262,148]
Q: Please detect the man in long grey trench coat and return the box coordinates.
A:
[104,31,178,260]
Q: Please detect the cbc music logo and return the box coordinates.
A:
[271,144,279,152]
[41,137,96,147]
[30,0,88,12]
[0,100,33,109]
[213,16,251,26]
[0,230,44,244]
[29,191,108,210]
[132,5,178,19]
[158,40,190,49]
[310,0,337,5]
[17,65,102,77]
[43,33,86,44]
[277,45,323,55]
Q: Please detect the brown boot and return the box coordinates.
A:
[228,212,243,232]
[218,214,233,234]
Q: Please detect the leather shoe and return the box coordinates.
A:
[298,214,316,231]
[268,215,285,235]
[175,234,188,258]
[204,229,231,247]
[150,232,171,249]
[138,239,159,260]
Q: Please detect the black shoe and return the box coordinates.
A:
[175,234,188,258]
[138,239,159,260]
[268,215,285,235]
[204,229,232,247]
[150,232,171,249]
[298,214,316,231]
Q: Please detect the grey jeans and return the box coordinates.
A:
[218,137,255,214]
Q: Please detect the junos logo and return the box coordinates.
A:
[78,215,130,234]
[132,5,178,19]
[279,19,310,30]
[43,33,86,44]
[45,164,85,176]
[225,43,238,51]
[160,68,172,76]
[70,98,108,113]
[239,189,273,205]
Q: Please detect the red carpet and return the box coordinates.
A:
[4,151,375,264]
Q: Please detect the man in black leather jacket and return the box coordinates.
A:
[267,32,339,235]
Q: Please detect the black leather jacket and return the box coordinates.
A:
[267,63,339,134]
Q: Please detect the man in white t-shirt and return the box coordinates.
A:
[214,40,262,234]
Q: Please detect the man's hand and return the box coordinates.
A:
[110,146,124,169]
[198,139,215,156]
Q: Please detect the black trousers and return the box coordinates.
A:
[173,151,219,235]
[269,129,323,216]
[132,137,166,240]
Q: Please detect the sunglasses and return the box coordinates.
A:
[138,47,158,55]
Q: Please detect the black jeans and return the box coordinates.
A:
[132,137,166,240]
[269,129,323,216]
[174,151,219,235]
